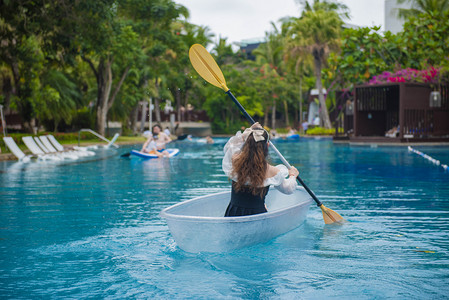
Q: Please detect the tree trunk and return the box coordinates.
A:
[271,99,276,129]
[299,76,303,128]
[5,47,35,132]
[53,118,59,132]
[176,88,182,122]
[263,106,269,127]
[24,118,36,134]
[313,53,332,129]
[84,55,130,136]
[154,79,161,123]
[1,74,13,111]
[130,105,139,134]
[154,98,161,122]
[95,58,112,136]
[107,66,130,111]
[283,100,289,126]
[10,58,20,98]
[183,90,190,122]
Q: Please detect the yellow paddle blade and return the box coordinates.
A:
[189,44,229,92]
[320,204,345,225]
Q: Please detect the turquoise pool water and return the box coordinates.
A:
[1,139,448,299]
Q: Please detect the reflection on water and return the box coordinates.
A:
[0,141,448,298]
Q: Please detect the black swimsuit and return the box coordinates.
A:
[224,181,270,217]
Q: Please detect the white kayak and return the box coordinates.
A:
[130,148,179,159]
[160,188,313,253]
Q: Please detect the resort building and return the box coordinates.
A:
[337,83,449,143]
[384,0,412,33]
[237,38,266,61]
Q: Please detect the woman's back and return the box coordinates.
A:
[222,123,299,217]
[225,181,269,217]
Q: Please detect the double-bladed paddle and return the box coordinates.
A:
[189,44,344,224]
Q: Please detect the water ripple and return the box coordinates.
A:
[0,142,448,298]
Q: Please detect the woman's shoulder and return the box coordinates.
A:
[264,164,289,186]
[268,164,288,175]
[266,165,280,178]
[159,132,169,139]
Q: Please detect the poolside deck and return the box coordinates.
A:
[333,136,449,146]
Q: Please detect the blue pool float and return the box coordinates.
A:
[130,148,180,159]
[271,134,300,143]
[287,134,300,140]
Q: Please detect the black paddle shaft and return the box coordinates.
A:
[225,90,323,207]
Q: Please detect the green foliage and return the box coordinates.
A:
[306,126,343,135]
[201,62,265,133]
[285,0,346,129]
[396,0,449,19]
[70,107,96,130]
[325,11,449,90]
[323,26,405,89]
[3,0,448,136]
[400,11,449,69]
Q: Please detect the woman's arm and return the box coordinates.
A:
[141,136,153,152]
[222,130,247,178]
[267,165,299,195]
[162,133,172,143]
[276,167,299,194]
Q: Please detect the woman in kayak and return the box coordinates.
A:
[223,122,299,217]
[141,124,172,157]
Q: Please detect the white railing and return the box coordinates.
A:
[78,129,119,148]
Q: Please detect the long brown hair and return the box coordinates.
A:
[231,129,269,197]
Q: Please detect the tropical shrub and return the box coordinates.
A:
[306,126,343,135]
[369,67,441,85]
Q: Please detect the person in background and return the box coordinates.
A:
[270,129,278,139]
[164,126,171,137]
[287,126,296,135]
[142,130,152,138]
[222,122,299,217]
[174,122,180,135]
[301,121,309,134]
[141,124,172,157]
[206,136,214,144]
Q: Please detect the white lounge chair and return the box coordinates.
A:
[38,136,79,159]
[73,144,98,151]
[47,134,95,156]
[72,144,98,152]
[22,136,62,161]
[33,136,50,152]
[3,137,33,162]
[35,136,78,160]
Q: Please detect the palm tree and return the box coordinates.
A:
[252,22,287,128]
[287,0,347,129]
[41,69,80,131]
[282,17,313,128]
[397,0,449,19]
[212,37,235,66]
[164,22,214,122]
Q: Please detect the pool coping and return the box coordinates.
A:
[333,140,449,147]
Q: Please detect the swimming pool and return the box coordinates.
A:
[1,139,448,298]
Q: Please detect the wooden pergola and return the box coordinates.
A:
[350,83,449,142]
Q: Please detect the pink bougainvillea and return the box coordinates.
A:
[369,67,440,85]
